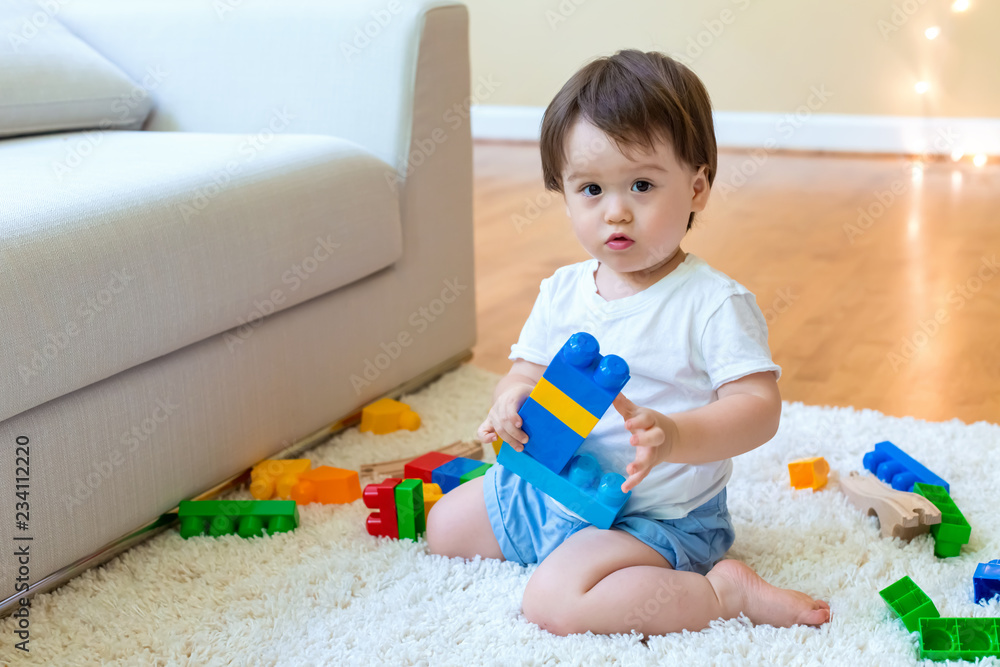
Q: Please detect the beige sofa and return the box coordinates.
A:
[0,0,475,615]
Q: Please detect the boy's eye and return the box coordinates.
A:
[632,180,652,193]
[582,184,602,197]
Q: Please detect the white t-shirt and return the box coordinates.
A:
[508,253,781,521]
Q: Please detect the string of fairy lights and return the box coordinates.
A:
[914,0,988,166]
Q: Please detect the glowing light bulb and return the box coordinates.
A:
[952,0,969,11]
[951,149,964,161]
[973,154,987,167]
[914,81,930,94]
[925,26,941,39]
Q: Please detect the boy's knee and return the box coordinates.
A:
[424,501,451,556]
[522,575,583,636]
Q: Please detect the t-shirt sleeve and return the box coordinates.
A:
[700,292,782,391]
[508,277,551,366]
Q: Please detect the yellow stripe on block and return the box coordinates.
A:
[529,376,599,438]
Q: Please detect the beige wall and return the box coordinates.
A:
[465,0,998,118]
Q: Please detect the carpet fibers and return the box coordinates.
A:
[3,363,999,666]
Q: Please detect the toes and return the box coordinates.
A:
[800,605,831,626]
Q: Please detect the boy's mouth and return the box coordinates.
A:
[605,232,634,250]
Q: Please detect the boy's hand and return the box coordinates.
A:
[477,382,534,452]
[613,394,677,493]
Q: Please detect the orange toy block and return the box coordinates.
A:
[359,397,421,434]
[788,456,830,490]
[250,459,312,500]
[290,466,362,504]
[422,483,443,519]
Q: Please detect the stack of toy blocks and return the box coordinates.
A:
[495,332,632,529]
[974,560,1000,605]
[362,449,493,539]
[405,451,491,493]
[913,483,971,558]
[880,575,1000,661]
[788,456,830,490]
[363,477,444,540]
[178,499,299,539]
[249,459,312,500]
[250,459,361,504]
[863,440,949,493]
[290,466,362,504]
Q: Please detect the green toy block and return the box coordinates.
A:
[177,499,298,539]
[913,483,971,557]
[919,617,1000,661]
[880,576,940,633]
[394,479,425,541]
[460,462,492,485]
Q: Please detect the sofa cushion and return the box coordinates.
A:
[0,0,152,138]
[0,130,402,423]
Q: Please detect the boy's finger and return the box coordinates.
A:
[621,468,647,493]
[624,411,656,432]
[629,430,662,449]
[476,422,495,443]
[496,428,525,452]
[612,393,637,418]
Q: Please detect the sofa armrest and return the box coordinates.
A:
[58,0,467,171]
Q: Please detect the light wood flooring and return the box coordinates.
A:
[469,141,1000,426]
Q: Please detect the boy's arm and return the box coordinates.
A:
[615,370,781,489]
[664,370,781,464]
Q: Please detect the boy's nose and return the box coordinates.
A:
[604,196,632,224]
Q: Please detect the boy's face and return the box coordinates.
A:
[560,119,709,285]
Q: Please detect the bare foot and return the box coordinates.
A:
[707,559,831,628]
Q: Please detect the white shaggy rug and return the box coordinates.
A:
[3,363,999,667]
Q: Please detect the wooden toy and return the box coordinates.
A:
[839,471,941,540]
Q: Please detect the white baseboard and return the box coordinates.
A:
[471,105,1000,156]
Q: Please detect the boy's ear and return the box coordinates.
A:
[691,165,711,213]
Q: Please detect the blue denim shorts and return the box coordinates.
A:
[483,464,735,574]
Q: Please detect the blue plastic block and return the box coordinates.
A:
[520,332,630,475]
[432,457,483,493]
[496,442,630,529]
[542,332,630,417]
[862,440,949,493]
[975,560,1000,605]
[519,396,585,474]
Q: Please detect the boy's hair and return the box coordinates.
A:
[539,49,717,230]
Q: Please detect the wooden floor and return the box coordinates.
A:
[469,141,1000,426]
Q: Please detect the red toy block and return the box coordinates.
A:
[363,478,401,538]
[404,451,456,483]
